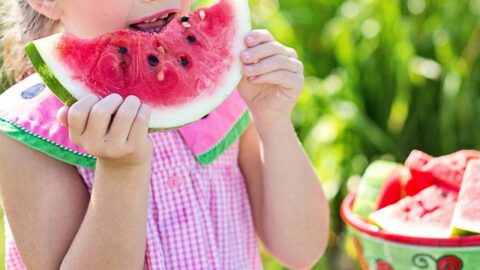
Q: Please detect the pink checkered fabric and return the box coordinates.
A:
[4,130,262,269]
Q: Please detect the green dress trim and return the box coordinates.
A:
[0,111,251,168]
[196,110,251,165]
[0,117,96,169]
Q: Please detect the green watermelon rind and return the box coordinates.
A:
[450,215,480,237]
[352,161,401,218]
[25,43,78,107]
[450,227,478,237]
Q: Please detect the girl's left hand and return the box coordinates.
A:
[237,29,304,128]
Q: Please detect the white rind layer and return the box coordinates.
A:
[32,0,251,129]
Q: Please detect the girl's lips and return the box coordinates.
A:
[129,9,177,25]
[129,9,178,33]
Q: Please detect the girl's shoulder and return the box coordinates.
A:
[0,73,97,167]
[2,73,46,100]
[0,74,252,168]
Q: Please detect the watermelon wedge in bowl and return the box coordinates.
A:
[342,193,480,270]
[342,150,480,270]
[25,0,251,129]
[368,185,458,239]
[451,160,480,236]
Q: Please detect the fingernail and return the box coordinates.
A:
[246,65,254,73]
[56,107,68,126]
[246,36,255,44]
[142,104,151,112]
[242,51,252,60]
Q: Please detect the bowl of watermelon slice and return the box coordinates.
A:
[341,150,480,270]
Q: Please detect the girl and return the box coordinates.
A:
[0,0,329,269]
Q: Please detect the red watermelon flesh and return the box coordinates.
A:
[58,4,233,107]
[369,185,458,238]
[451,159,480,236]
[25,0,251,129]
[404,150,436,194]
[375,167,410,210]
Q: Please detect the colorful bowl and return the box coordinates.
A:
[341,193,480,270]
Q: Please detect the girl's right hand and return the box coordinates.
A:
[56,94,153,170]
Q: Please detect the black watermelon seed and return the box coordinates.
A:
[202,114,209,119]
[187,35,197,43]
[118,47,128,54]
[180,57,189,67]
[181,16,190,22]
[148,55,160,66]
[21,83,45,99]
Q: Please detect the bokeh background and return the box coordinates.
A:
[2,0,480,269]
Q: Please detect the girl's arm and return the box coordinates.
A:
[238,30,330,269]
[60,94,152,270]
[60,160,151,270]
[0,135,90,270]
[0,93,152,270]
[239,124,329,270]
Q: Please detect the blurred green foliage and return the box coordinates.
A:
[2,0,480,269]
[248,0,480,268]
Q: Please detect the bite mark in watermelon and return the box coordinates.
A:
[369,185,458,238]
[450,159,480,236]
[25,0,251,129]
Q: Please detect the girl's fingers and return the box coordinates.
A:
[241,41,296,64]
[244,29,274,47]
[83,94,124,141]
[106,95,141,144]
[57,106,69,127]
[249,70,304,90]
[67,94,100,143]
[127,104,151,144]
[242,55,304,77]
[285,47,298,59]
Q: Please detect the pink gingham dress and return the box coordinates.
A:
[0,74,262,269]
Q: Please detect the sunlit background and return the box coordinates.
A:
[2,0,480,269]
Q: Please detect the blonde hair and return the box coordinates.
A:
[1,0,60,83]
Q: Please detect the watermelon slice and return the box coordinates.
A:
[405,150,480,193]
[352,161,404,218]
[404,150,436,194]
[25,0,251,129]
[450,159,480,236]
[369,185,458,238]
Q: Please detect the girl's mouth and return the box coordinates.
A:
[129,10,177,33]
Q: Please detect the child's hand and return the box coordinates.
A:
[237,29,304,128]
[57,94,153,170]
